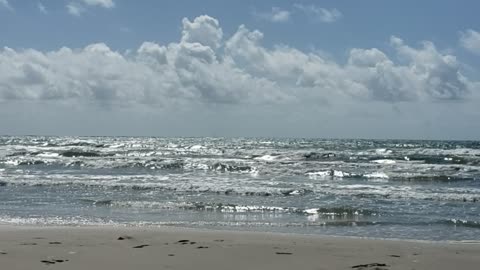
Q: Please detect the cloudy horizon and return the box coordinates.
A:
[1,1,480,140]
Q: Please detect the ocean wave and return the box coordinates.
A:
[304,152,337,160]
[392,174,476,182]
[0,178,314,197]
[210,162,256,173]
[253,154,277,161]
[0,215,377,228]
[0,156,257,174]
[1,215,478,230]
[78,199,114,206]
[305,170,384,179]
[371,159,396,164]
[404,154,473,165]
[0,158,86,167]
[45,140,106,148]
[447,219,480,228]
[305,168,477,182]
[375,148,393,155]
[364,172,389,179]
[60,150,104,157]
[334,188,480,203]
[0,215,116,226]
[6,151,29,157]
[91,200,377,217]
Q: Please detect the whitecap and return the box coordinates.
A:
[254,155,276,161]
[371,159,396,164]
[4,160,20,166]
[333,170,349,177]
[304,208,318,215]
[375,148,393,155]
[36,152,60,158]
[363,172,389,179]
[189,145,205,151]
[108,143,125,148]
[306,171,331,178]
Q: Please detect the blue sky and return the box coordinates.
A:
[1,0,480,139]
[2,1,479,55]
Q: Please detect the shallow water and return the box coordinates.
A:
[0,136,479,240]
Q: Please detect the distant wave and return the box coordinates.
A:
[1,177,478,202]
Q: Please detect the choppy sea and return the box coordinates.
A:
[1,136,479,241]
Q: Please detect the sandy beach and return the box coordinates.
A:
[0,226,479,270]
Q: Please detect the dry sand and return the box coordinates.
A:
[1,225,479,270]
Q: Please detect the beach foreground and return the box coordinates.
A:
[1,226,479,270]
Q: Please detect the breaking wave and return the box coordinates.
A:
[73,200,380,217]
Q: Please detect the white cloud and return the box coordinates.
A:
[0,0,12,11]
[66,2,85,16]
[0,15,476,109]
[37,2,47,14]
[66,0,114,16]
[82,0,114,9]
[254,7,291,23]
[294,4,342,23]
[181,15,223,49]
[460,29,480,55]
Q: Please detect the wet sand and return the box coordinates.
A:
[1,225,479,270]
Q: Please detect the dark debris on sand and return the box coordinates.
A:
[132,244,150,249]
[351,263,389,269]
[117,236,134,240]
[275,252,293,255]
[41,259,69,265]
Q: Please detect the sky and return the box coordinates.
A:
[1,0,480,139]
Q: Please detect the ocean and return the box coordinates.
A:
[0,136,479,241]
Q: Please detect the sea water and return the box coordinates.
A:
[0,136,479,241]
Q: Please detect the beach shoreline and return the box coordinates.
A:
[1,225,479,270]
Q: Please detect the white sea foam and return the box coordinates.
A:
[304,208,319,215]
[305,170,353,179]
[363,172,389,179]
[375,148,393,155]
[306,171,331,178]
[108,143,125,148]
[371,159,396,164]
[333,170,350,177]
[254,155,276,161]
[36,152,60,158]
[0,215,117,226]
[4,160,20,166]
[189,145,205,151]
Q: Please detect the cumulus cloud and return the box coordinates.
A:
[460,29,480,55]
[0,15,476,108]
[181,15,223,49]
[0,0,12,11]
[293,4,342,23]
[254,7,291,23]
